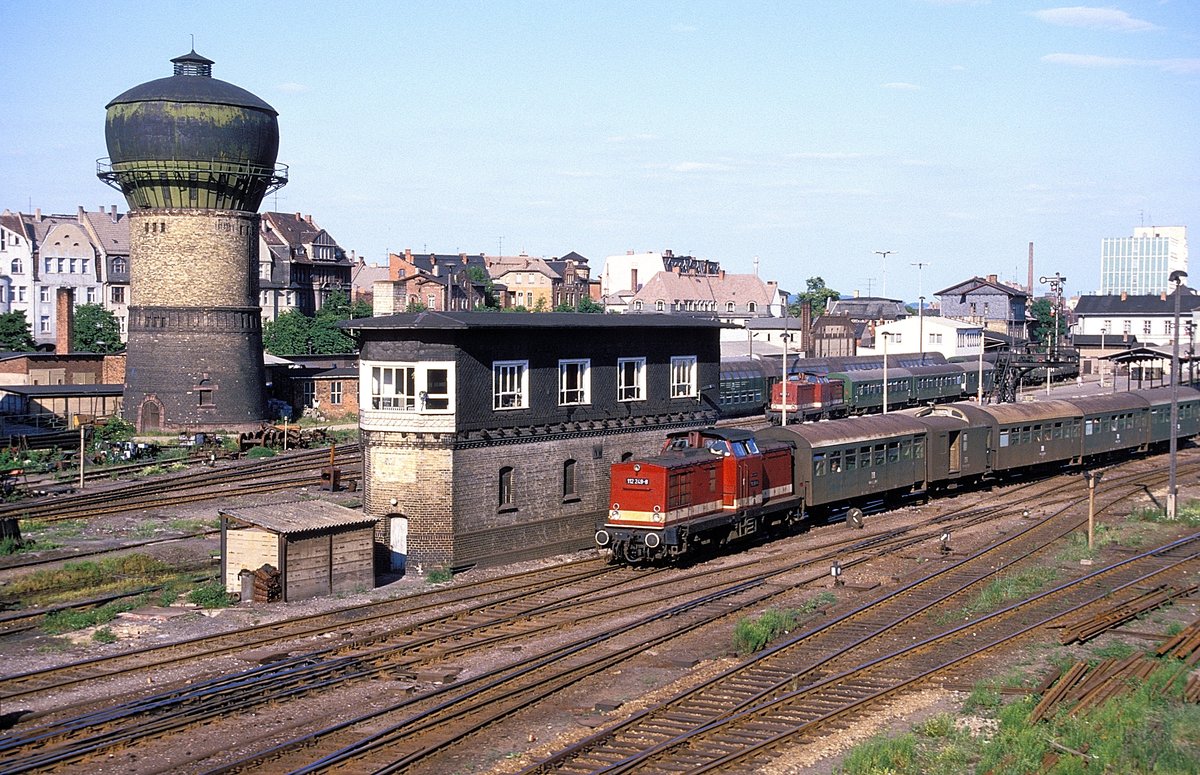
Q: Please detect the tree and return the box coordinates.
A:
[553,297,605,313]
[0,311,36,352]
[262,310,313,355]
[1028,298,1065,349]
[789,277,841,318]
[467,266,500,310]
[72,304,124,353]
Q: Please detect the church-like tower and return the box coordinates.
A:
[99,51,286,431]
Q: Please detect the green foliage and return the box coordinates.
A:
[789,276,841,318]
[467,265,500,309]
[837,731,919,774]
[426,565,453,584]
[43,600,135,633]
[405,300,429,313]
[92,627,118,644]
[188,581,233,608]
[948,566,1059,622]
[963,683,1003,713]
[8,553,171,598]
[72,303,124,353]
[93,416,136,444]
[733,606,808,654]
[554,297,605,313]
[1028,297,1066,349]
[263,309,312,355]
[0,310,36,351]
[1133,499,1200,527]
[0,536,26,555]
[245,446,276,459]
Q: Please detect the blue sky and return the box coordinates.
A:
[2,1,1196,302]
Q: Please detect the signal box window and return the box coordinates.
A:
[559,360,590,405]
[494,361,529,410]
[372,366,416,410]
[617,357,646,401]
[670,356,698,398]
[424,369,450,410]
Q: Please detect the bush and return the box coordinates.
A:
[426,566,453,584]
[92,627,117,644]
[245,446,276,459]
[188,581,233,608]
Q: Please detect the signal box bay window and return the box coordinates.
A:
[368,363,453,412]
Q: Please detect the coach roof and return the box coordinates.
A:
[344,311,728,331]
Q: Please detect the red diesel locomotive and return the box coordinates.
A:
[595,428,800,563]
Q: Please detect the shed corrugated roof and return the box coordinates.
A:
[221,500,376,535]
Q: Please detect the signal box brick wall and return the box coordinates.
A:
[356,313,722,570]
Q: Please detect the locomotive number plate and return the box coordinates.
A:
[625,477,650,486]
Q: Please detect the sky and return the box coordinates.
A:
[1,1,1197,303]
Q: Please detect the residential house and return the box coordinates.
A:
[259,212,353,321]
[0,210,34,323]
[857,315,984,362]
[78,206,131,341]
[625,268,782,325]
[600,249,720,297]
[1072,288,1200,377]
[936,275,1029,339]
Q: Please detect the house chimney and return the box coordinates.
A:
[987,274,998,283]
[631,268,638,290]
[1121,291,1127,302]
[719,269,726,280]
[801,300,812,352]
[111,205,118,220]
[35,208,41,221]
[55,288,75,354]
[626,249,634,255]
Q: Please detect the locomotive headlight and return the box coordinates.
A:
[653,512,664,523]
[633,464,641,472]
[609,509,620,519]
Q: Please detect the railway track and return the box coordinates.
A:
[0,453,1190,773]
[0,444,360,527]
[520,482,1199,773]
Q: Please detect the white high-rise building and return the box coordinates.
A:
[1099,226,1188,295]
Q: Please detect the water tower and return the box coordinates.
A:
[98,51,286,431]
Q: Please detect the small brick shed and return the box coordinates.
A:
[220,500,377,602]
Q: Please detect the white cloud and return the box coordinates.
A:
[1042,53,1200,73]
[882,82,922,91]
[786,151,871,160]
[276,82,310,94]
[669,161,733,173]
[606,133,659,143]
[1031,7,1158,32]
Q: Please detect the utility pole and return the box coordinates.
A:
[1168,270,1187,520]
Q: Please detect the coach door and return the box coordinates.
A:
[948,430,961,474]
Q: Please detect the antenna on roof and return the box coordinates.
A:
[190,34,195,50]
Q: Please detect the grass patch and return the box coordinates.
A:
[167,517,219,533]
[42,599,140,634]
[1091,640,1138,661]
[1132,499,1200,527]
[837,659,1200,775]
[733,593,836,655]
[131,521,159,539]
[244,446,276,459]
[91,627,117,644]
[6,553,174,599]
[22,518,86,539]
[1057,524,1117,562]
[425,565,454,584]
[942,566,1059,624]
[187,581,233,608]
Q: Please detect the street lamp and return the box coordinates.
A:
[976,328,985,404]
[1099,326,1107,387]
[881,331,895,414]
[875,250,894,299]
[1168,270,1187,520]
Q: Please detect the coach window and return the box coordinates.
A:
[499,467,515,510]
[562,459,578,500]
[494,361,529,410]
[914,438,925,459]
[845,449,856,470]
[860,445,872,467]
[1084,419,1094,436]
[887,442,900,464]
[999,430,1010,447]
[814,453,825,476]
[829,451,841,473]
[874,445,885,467]
[617,357,646,401]
[559,359,590,405]
[670,356,698,398]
